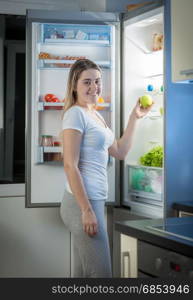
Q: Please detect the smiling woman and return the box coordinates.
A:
[59,58,152,278]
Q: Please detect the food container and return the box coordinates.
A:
[128,165,163,199]
[40,135,53,161]
[40,135,53,146]
[52,141,62,161]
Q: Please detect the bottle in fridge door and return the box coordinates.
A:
[26,10,120,207]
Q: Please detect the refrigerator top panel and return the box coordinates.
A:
[27,10,120,24]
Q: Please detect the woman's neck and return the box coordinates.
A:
[75,103,95,112]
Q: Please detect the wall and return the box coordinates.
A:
[164,0,193,216]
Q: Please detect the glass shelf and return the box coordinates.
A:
[38,102,64,111]
[38,59,111,69]
[42,24,111,45]
[38,102,111,111]
[43,38,110,46]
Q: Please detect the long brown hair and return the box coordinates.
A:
[63,58,101,112]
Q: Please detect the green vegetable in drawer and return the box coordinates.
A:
[139,146,163,167]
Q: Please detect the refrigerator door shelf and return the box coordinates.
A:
[38,59,111,69]
[124,10,163,54]
[144,110,163,120]
[43,39,110,46]
[127,37,163,55]
[37,102,111,111]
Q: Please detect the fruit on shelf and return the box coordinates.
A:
[53,141,61,147]
[39,52,53,59]
[39,52,86,61]
[153,33,164,51]
[139,146,163,168]
[44,94,60,102]
[51,97,60,103]
[139,94,153,108]
[95,97,105,110]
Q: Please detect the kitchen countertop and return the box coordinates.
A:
[115,216,193,258]
[173,201,193,214]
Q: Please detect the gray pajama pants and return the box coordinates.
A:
[60,190,112,278]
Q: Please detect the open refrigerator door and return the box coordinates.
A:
[122,6,164,218]
[26,11,120,207]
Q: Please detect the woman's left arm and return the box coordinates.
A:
[108,99,153,160]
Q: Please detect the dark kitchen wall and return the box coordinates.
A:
[164,0,193,216]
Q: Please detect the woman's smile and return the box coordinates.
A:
[76,68,102,107]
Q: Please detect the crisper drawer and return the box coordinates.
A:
[128,165,163,200]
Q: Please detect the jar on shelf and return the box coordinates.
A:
[53,141,62,161]
[40,135,53,147]
[40,135,53,162]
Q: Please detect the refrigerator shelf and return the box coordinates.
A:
[38,102,111,111]
[38,102,64,111]
[41,146,61,153]
[43,39,110,46]
[38,59,111,69]
[37,146,62,164]
[129,190,162,202]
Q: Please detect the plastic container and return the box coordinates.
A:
[128,165,162,198]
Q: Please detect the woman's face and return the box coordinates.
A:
[75,68,102,106]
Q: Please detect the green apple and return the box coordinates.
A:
[140,94,153,108]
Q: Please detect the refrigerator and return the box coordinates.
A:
[26,1,164,220]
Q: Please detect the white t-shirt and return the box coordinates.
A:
[62,105,114,200]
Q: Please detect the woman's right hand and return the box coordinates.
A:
[81,207,98,237]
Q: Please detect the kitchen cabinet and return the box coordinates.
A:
[179,211,193,217]
[116,217,193,278]
[171,0,193,83]
[113,207,149,277]
[120,234,137,278]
